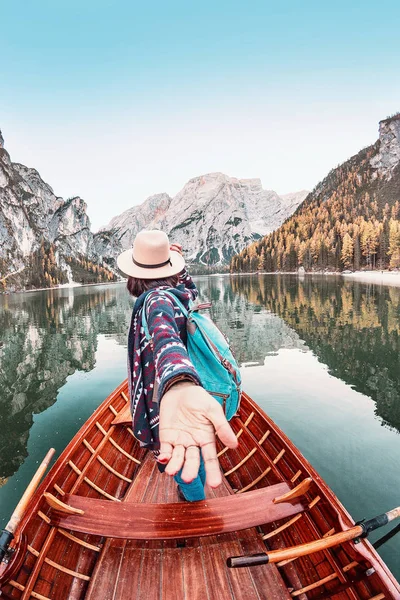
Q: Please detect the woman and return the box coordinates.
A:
[117,230,237,501]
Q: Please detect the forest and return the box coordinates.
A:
[0,239,117,291]
[231,144,400,273]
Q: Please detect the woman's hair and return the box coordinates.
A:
[127,275,179,297]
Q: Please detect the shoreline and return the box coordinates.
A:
[9,280,126,295]
[3,270,400,296]
[229,270,400,288]
[340,270,400,287]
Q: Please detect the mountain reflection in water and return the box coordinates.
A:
[0,275,399,481]
[0,285,133,479]
[227,274,400,433]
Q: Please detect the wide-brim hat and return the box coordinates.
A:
[116,230,185,279]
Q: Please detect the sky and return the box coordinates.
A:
[1,0,400,231]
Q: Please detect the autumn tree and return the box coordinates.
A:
[341,233,354,269]
[388,219,400,268]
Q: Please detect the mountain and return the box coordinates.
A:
[98,173,308,266]
[232,114,400,273]
[0,128,307,290]
[0,131,116,291]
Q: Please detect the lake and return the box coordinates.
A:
[0,275,399,577]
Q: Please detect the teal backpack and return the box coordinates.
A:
[142,290,242,420]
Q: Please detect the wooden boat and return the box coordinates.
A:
[1,380,399,600]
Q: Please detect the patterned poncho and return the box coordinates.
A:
[127,270,202,450]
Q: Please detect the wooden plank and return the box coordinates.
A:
[136,549,163,600]
[200,539,234,600]
[85,455,155,597]
[112,541,144,600]
[182,546,210,600]
[50,482,305,539]
[111,403,132,425]
[124,452,157,502]
[56,528,101,552]
[85,539,126,600]
[8,580,51,600]
[238,465,271,493]
[161,548,185,600]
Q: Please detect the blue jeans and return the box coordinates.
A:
[174,455,206,501]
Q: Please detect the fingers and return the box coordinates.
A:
[201,442,222,488]
[158,440,173,464]
[165,444,185,476]
[170,243,183,255]
[207,402,238,449]
[180,446,201,483]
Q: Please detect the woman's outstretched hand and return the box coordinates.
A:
[170,243,183,255]
[158,382,238,488]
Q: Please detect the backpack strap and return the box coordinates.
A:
[141,289,189,341]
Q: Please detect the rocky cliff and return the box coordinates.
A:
[370,114,400,179]
[0,130,115,290]
[98,173,308,266]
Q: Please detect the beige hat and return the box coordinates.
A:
[116,230,185,279]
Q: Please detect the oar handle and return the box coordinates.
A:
[359,506,400,537]
[228,505,400,569]
[228,526,362,568]
[386,507,400,522]
[5,448,55,535]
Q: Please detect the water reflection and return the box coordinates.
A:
[0,285,132,479]
[1,275,399,480]
[229,275,400,433]
[0,279,307,480]
[194,277,308,363]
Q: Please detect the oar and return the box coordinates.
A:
[227,506,400,568]
[373,521,400,550]
[0,448,55,563]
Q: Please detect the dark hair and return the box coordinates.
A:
[127,275,179,297]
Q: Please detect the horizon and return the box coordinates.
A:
[2,0,400,230]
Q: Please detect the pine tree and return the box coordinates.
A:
[388,220,400,268]
[361,221,378,268]
[341,233,354,269]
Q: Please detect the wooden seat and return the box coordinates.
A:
[84,455,294,600]
[46,481,307,540]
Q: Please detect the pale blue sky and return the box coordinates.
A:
[1,0,399,230]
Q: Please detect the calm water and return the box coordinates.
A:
[0,275,399,577]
